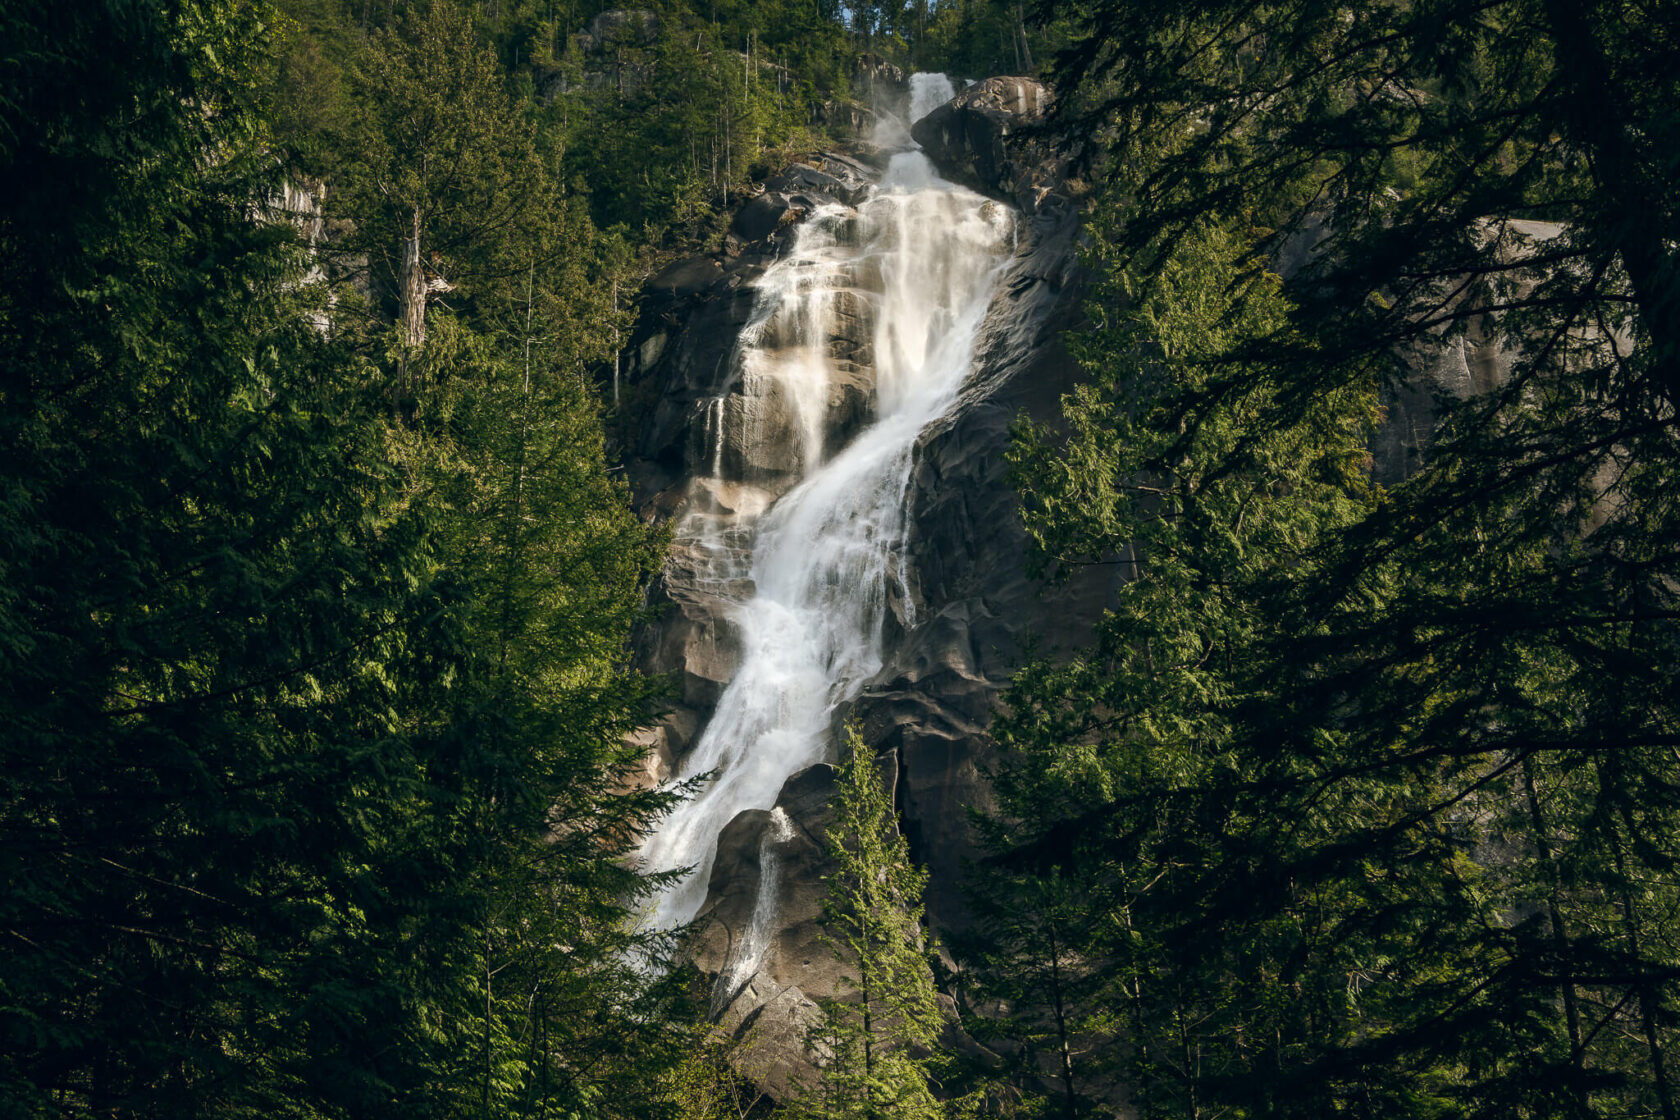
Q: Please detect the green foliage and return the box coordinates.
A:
[0,0,696,1117]
[799,730,945,1120]
[658,1021,774,1120]
[989,217,1391,1119]
[950,864,1110,1120]
[990,0,1680,1116]
[555,8,826,237]
[918,0,1064,79]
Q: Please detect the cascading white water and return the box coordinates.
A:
[907,72,957,127]
[712,806,795,1014]
[637,77,1012,941]
[870,71,956,148]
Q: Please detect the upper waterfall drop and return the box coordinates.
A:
[635,76,1014,939]
[870,70,956,148]
[907,72,957,125]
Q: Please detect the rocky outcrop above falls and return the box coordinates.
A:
[911,76,1073,217]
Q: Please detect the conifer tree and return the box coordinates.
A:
[801,730,945,1120]
[951,862,1107,1120]
[0,1,694,1116]
[991,0,1680,1114]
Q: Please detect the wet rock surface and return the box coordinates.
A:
[852,177,1104,933]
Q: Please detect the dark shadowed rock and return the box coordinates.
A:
[912,77,1070,216]
[847,194,1106,932]
[648,255,727,299]
[731,193,806,243]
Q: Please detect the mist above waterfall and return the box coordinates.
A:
[635,78,1013,938]
[869,71,957,148]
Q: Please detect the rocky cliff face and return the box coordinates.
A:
[615,78,1097,1089]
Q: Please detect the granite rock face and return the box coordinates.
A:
[620,148,888,787]
[1273,215,1570,483]
[852,189,1105,934]
[1372,219,1566,483]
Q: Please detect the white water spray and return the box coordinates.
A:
[908,72,957,126]
[637,76,1010,946]
[712,807,796,1014]
[871,70,957,147]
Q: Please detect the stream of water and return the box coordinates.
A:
[636,75,1011,951]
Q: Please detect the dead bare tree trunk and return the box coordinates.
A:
[398,206,426,399]
[399,218,427,351]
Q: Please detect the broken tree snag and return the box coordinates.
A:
[395,209,453,404]
[400,210,427,353]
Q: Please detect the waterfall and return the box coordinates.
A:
[870,70,957,147]
[907,72,957,125]
[637,76,1012,943]
[711,807,795,1015]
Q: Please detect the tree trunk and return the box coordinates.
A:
[1540,0,1679,405]
[1521,755,1589,1109]
[397,207,426,401]
[1045,921,1079,1119]
[1597,750,1679,1120]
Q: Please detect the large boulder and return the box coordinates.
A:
[911,77,1070,215]
[689,752,950,1099]
[688,763,846,1098]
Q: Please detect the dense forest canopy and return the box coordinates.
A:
[3,0,1677,1116]
[983,0,1680,1116]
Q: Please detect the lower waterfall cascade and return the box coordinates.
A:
[634,76,1017,958]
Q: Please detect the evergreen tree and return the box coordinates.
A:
[336,0,563,386]
[0,1,453,1114]
[800,730,945,1120]
[951,861,1108,1120]
[0,1,693,1116]
[994,216,1408,1118]
[990,0,1680,1115]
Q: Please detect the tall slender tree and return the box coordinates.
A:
[800,730,945,1120]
